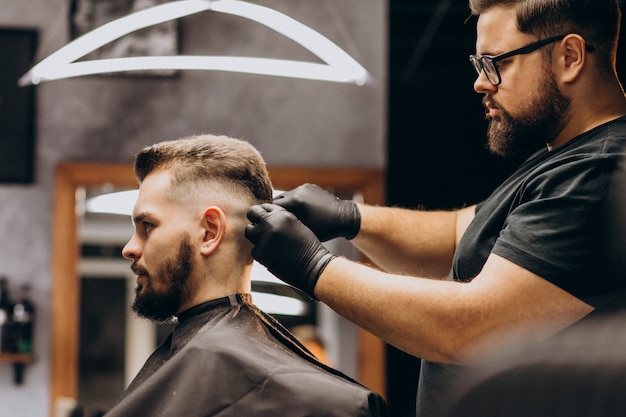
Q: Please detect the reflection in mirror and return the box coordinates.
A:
[51,163,385,416]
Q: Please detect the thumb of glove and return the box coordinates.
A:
[246,203,336,298]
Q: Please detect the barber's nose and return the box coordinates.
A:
[474,71,497,94]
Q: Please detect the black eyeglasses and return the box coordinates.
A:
[469,35,595,86]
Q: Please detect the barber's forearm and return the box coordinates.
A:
[313,257,473,364]
[314,253,595,365]
[351,204,457,278]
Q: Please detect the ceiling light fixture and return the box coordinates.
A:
[18,0,370,86]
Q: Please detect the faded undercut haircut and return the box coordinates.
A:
[469,0,622,72]
[133,134,273,207]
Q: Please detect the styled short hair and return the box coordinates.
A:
[134,134,273,205]
[468,0,622,70]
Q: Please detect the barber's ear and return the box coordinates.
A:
[200,206,226,256]
[558,34,586,83]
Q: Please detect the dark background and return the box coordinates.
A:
[0,29,36,183]
[386,1,626,416]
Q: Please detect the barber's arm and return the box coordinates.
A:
[353,204,475,278]
[245,205,593,363]
[273,183,475,278]
[315,254,594,364]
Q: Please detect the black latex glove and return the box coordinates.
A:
[245,203,336,298]
[273,183,361,241]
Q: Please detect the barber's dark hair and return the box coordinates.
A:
[134,134,273,205]
[468,0,621,70]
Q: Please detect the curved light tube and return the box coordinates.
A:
[85,188,287,216]
[19,0,370,86]
[252,291,309,316]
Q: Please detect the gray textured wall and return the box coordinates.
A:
[0,1,387,415]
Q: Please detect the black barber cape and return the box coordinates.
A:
[104,293,388,417]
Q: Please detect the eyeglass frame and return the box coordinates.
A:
[469,34,595,86]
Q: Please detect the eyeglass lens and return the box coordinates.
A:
[470,56,499,85]
[481,58,499,84]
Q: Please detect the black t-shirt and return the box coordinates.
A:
[417,116,626,417]
[454,116,626,304]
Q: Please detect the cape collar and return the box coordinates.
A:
[176,293,252,323]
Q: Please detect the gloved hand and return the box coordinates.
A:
[245,203,336,298]
[273,183,361,241]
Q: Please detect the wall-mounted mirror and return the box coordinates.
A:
[51,162,385,416]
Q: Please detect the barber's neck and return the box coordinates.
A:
[548,79,626,151]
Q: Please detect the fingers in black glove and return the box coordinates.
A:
[273,183,361,241]
[246,203,336,298]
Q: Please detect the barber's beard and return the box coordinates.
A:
[131,236,196,323]
[486,73,571,158]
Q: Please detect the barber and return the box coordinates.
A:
[246,0,626,415]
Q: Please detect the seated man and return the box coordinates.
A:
[104,134,387,417]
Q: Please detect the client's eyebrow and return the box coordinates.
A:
[132,212,149,224]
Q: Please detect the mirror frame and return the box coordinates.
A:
[51,162,386,415]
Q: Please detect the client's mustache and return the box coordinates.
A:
[131,263,149,276]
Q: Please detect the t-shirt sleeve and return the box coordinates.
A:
[491,155,614,300]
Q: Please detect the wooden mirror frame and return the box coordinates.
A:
[51,162,386,415]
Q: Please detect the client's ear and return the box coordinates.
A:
[200,206,226,256]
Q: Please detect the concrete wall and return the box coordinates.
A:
[0,1,387,415]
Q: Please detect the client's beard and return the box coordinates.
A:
[131,237,195,322]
